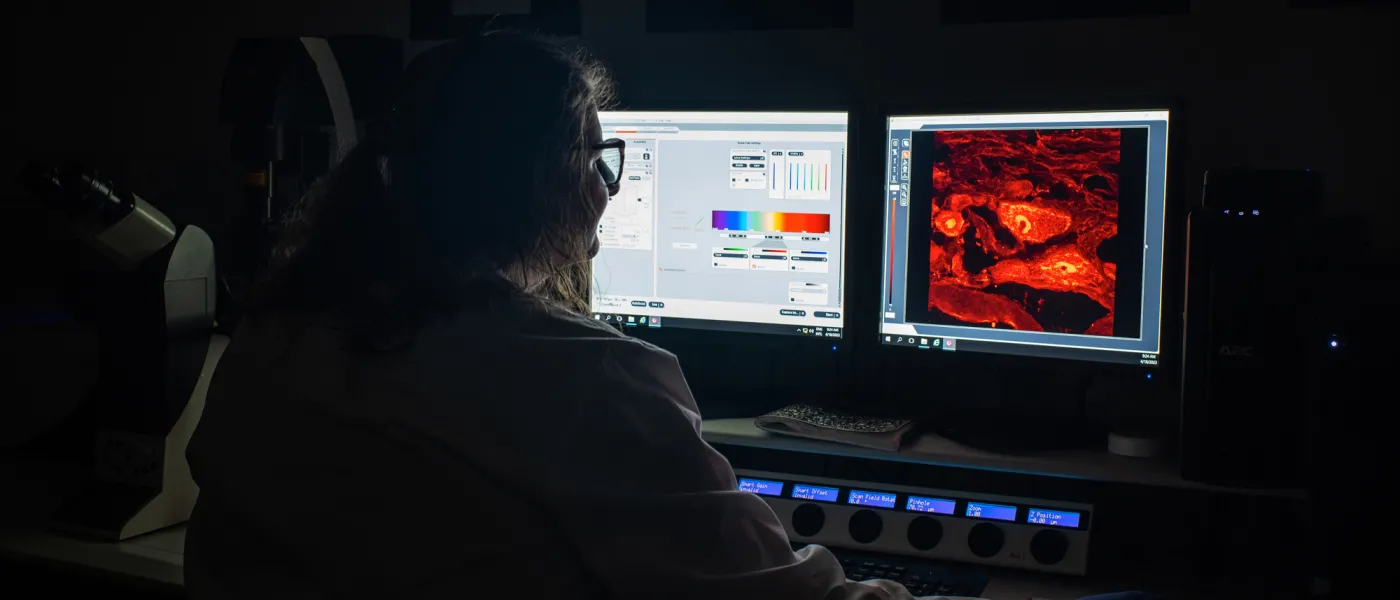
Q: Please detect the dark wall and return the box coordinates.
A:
[3,0,410,236]
[5,0,1394,252]
[585,0,1396,249]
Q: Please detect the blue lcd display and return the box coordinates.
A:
[905,496,957,515]
[847,490,898,509]
[1026,508,1082,528]
[738,478,784,497]
[965,502,1018,522]
[791,484,840,503]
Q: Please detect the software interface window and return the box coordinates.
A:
[592,112,848,338]
[880,110,1171,366]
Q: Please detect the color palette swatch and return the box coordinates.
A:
[711,211,831,233]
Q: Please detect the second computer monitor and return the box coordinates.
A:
[880,110,1170,367]
[592,111,849,339]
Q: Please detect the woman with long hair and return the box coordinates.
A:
[185,32,923,599]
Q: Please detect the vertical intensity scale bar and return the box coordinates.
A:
[888,199,897,303]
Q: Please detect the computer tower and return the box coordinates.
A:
[1179,169,1321,487]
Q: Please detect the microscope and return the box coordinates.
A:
[5,34,400,541]
[18,163,224,540]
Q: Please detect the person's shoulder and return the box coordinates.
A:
[503,298,687,388]
[524,298,630,339]
[424,294,676,363]
[524,297,674,351]
[411,296,695,419]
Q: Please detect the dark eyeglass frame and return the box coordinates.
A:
[593,138,626,196]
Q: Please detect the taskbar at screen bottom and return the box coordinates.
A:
[594,313,841,339]
[880,333,1158,367]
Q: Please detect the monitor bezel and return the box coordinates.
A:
[591,102,867,417]
[845,97,1188,414]
[592,107,859,348]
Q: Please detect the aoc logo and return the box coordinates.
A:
[1218,345,1255,357]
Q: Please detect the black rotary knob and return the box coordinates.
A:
[1030,529,1070,565]
[967,522,1005,558]
[848,509,884,544]
[906,516,944,551]
[791,503,826,538]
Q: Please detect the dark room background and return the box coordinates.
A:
[4,0,1395,264]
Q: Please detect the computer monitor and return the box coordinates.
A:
[591,111,850,339]
[879,109,1170,367]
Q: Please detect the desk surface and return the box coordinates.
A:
[0,458,1099,600]
[702,418,1305,498]
[0,430,1206,600]
[0,459,184,586]
[1,524,1121,600]
[0,525,185,587]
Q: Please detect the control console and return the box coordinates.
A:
[738,470,1093,575]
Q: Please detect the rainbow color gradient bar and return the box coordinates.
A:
[711,211,831,233]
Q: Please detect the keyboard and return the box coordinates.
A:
[806,545,990,598]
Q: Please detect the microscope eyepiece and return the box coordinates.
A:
[17,162,177,269]
[19,162,131,225]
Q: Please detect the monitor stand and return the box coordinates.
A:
[929,408,1105,455]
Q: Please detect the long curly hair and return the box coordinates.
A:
[249,32,615,345]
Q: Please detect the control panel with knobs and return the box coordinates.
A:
[738,469,1093,576]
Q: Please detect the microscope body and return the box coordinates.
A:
[21,164,226,540]
[15,32,401,539]
[49,224,225,540]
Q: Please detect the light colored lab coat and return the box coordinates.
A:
[184,295,950,599]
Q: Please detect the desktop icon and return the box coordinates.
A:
[650,317,660,326]
[907,337,916,344]
[627,316,636,323]
[933,338,941,347]
[920,338,929,346]
[943,338,956,351]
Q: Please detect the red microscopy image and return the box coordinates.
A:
[927,128,1121,336]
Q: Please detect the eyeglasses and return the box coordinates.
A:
[593,138,625,195]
